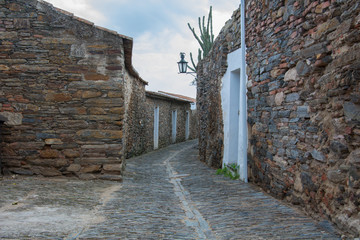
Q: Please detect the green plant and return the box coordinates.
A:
[216,163,240,180]
[187,6,215,73]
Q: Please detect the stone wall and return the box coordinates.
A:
[197,8,241,168]
[0,0,143,180]
[246,0,359,236]
[197,0,360,236]
[124,69,147,159]
[144,91,196,153]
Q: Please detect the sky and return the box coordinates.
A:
[45,0,240,98]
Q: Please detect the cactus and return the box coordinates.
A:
[187,6,214,73]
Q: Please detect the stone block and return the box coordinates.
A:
[0,112,23,125]
[296,61,310,77]
[36,133,58,139]
[84,73,110,81]
[81,91,102,99]
[28,158,67,168]
[275,92,284,106]
[284,68,298,81]
[81,165,101,173]
[311,149,326,162]
[297,106,309,118]
[0,65,10,71]
[77,157,121,165]
[106,66,123,71]
[103,164,122,172]
[294,173,303,192]
[330,140,349,156]
[88,107,106,115]
[108,91,123,98]
[9,142,45,150]
[315,18,340,39]
[99,174,123,181]
[286,93,300,102]
[63,149,80,158]
[109,107,124,114]
[85,98,124,107]
[327,170,345,184]
[59,107,87,115]
[346,149,360,164]
[39,149,60,158]
[344,102,360,121]
[301,172,317,192]
[278,110,291,118]
[76,130,123,140]
[268,81,280,91]
[67,164,81,172]
[299,43,326,59]
[45,138,63,145]
[0,32,18,39]
[39,167,62,177]
[10,168,34,176]
[77,173,97,180]
[45,93,72,102]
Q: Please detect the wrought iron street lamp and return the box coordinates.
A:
[177,52,196,76]
[177,52,188,73]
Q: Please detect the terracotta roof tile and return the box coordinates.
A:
[158,91,196,103]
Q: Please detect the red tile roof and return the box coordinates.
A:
[158,91,196,103]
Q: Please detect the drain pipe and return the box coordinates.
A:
[238,0,248,182]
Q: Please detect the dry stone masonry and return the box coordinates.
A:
[0,0,197,180]
[197,0,360,236]
[0,0,146,180]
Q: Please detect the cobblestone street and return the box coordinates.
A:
[0,140,340,239]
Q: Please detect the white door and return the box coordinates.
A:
[172,110,177,143]
[185,111,190,140]
[154,106,159,149]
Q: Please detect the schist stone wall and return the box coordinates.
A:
[0,0,145,180]
[197,9,241,168]
[124,69,147,159]
[144,91,196,153]
[197,0,359,236]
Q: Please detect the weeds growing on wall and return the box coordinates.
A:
[216,163,240,180]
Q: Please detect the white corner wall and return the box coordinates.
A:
[221,48,248,182]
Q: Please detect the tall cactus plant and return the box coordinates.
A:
[187,6,214,73]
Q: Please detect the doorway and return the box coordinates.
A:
[221,48,248,182]
[154,106,159,149]
[171,110,177,143]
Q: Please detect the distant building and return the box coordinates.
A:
[158,91,197,110]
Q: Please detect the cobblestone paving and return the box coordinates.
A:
[0,140,341,239]
[81,140,340,239]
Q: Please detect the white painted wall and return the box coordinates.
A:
[172,110,177,143]
[185,111,190,140]
[154,106,159,149]
[221,47,248,182]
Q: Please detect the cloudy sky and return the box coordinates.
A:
[45,0,240,98]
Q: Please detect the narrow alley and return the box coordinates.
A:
[0,140,340,239]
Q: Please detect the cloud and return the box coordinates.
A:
[90,0,210,38]
[43,0,240,98]
[44,0,107,25]
[133,29,198,98]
